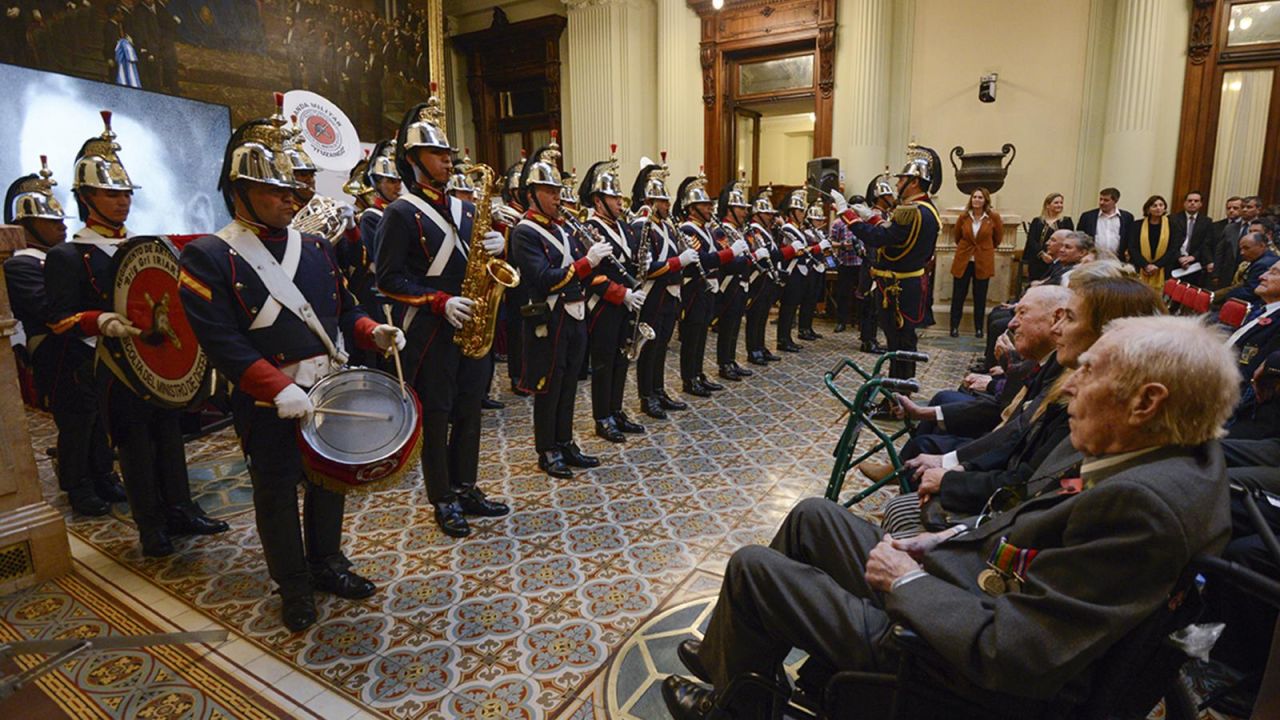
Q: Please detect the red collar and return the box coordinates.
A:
[86,221,127,239]
[415,182,445,204]
[234,217,287,241]
[523,210,553,227]
[373,196,389,210]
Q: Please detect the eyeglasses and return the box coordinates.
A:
[975,485,1025,527]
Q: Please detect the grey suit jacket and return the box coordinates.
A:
[885,442,1229,702]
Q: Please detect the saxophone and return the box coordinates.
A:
[454,164,522,358]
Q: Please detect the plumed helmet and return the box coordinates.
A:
[631,151,671,205]
[895,143,943,194]
[752,186,777,215]
[283,114,318,173]
[343,157,375,204]
[501,153,526,205]
[582,144,623,204]
[522,131,564,191]
[73,110,140,191]
[446,148,477,195]
[866,167,895,200]
[674,167,711,219]
[806,201,826,222]
[367,139,399,181]
[725,170,751,209]
[400,82,452,153]
[560,167,579,205]
[217,95,297,214]
[780,188,807,214]
[5,155,69,224]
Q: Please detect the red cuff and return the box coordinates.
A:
[343,227,361,245]
[667,257,682,272]
[839,209,860,225]
[354,316,379,350]
[573,256,594,279]
[430,291,452,316]
[78,311,104,336]
[603,281,628,305]
[867,215,884,227]
[716,248,735,265]
[808,244,823,255]
[239,358,294,403]
[780,246,798,261]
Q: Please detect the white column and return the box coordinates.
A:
[831,0,894,188]
[1099,0,1168,198]
[656,0,704,183]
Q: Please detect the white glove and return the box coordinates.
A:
[373,324,406,351]
[338,203,356,231]
[819,238,832,252]
[623,289,646,312]
[444,296,475,329]
[677,248,699,268]
[730,239,749,256]
[31,8,40,21]
[273,384,313,421]
[586,241,614,267]
[851,203,876,221]
[754,247,770,261]
[8,7,20,18]
[97,312,142,338]
[481,230,505,255]
[790,240,804,253]
[828,190,848,213]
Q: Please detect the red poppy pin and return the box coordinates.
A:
[1261,318,1273,327]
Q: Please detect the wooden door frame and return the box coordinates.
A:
[731,106,763,187]
[688,0,836,193]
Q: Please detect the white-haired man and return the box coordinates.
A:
[663,315,1236,719]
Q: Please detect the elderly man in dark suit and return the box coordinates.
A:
[1223,232,1279,305]
[1228,263,1280,385]
[662,315,1237,719]
[1170,190,1214,288]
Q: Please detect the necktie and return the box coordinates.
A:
[1187,216,1195,241]
[1246,304,1266,325]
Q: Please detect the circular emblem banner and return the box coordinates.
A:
[284,90,362,171]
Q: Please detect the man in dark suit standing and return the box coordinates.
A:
[1170,190,1214,288]
[1211,196,1244,288]
[127,0,163,90]
[662,315,1237,719]
[1221,232,1279,305]
[1076,187,1133,263]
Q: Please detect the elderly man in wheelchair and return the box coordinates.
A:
[663,315,1239,720]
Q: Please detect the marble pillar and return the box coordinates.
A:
[831,0,894,187]
[655,0,704,182]
[1099,0,1168,198]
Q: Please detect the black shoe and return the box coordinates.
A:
[731,362,753,377]
[833,323,847,333]
[560,441,600,468]
[68,490,110,517]
[93,473,128,503]
[165,506,230,536]
[682,379,712,398]
[677,639,712,683]
[799,329,820,341]
[976,328,984,338]
[538,450,574,478]
[140,528,175,558]
[595,417,626,443]
[661,676,717,720]
[763,350,782,362]
[860,340,887,355]
[642,397,669,420]
[658,391,689,411]
[459,489,510,517]
[811,330,824,339]
[281,593,317,632]
[433,501,471,537]
[718,364,743,382]
[698,375,724,391]
[511,381,530,397]
[778,342,802,353]
[481,397,505,410]
[747,351,768,366]
[613,412,646,434]
[312,564,377,599]
[949,328,959,338]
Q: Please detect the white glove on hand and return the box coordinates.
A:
[481,230,505,255]
[373,324,406,351]
[338,203,356,231]
[819,238,832,252]
[97,312,142,338]
[790,240,805,253]
[677,248,699,267]
[828,190,849,213]
[730,239,749,256]
[754,247,770,261]
[586,241,614,267]
[8,8,20,18]
[273,384,313,421]
[444,296,475,329]
[623,289,646,312]
[851,203,876,221]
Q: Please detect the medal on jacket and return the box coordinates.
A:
[979,536,1036,596]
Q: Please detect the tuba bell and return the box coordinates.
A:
[291,195,354,244]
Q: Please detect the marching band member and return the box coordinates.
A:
[5,158,124,516]
[359,139,401,272]
[580,147,647,443]
[710,176,762,381]
[47,111,227,558]
[284,115,318,211]
[835,144,942,382]
[337,158,378,317]
[179,100,402,630]
[798,200,829,341]
[675,170,746,397]
[632,155,699,419]
[775,189,812,354]
[743,191,784,366]
[500,153,529,397]
[512,136,613,478]
[374,95,511,537]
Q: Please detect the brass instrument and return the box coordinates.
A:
[454,164,522,358]
[563,212,639,288]
[738,221,780,282]
[291,195,354,243]
[627,218,657,361]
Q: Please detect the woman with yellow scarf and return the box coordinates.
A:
[1127,195,1180,291]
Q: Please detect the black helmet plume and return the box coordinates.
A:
[394,103,430,183]
[216,118,273,216]
[519,143,556,208]
[579,160,608,207]
[3,174,38,225]
[631,164,660,208]
[673,175,697,220]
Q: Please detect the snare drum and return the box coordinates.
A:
[298,368,422,494]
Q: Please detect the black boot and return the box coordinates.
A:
[677,639,711,682]
[312,559,377,599]
[433,501,471,537]
[778,341,802,353]
[613,412,646,434]
[166,504,230,536]
[140,527,175,558]
[538,449,574,478]
[747,350,768,366]
[681,379,711,398]
[698,374,724,391]
[661,676,717,720]
[657,391,689,411]
[68,489,110,517]
[763,349,782,362]
[560,441,600,468]
[731,362,753,377]
[860,339,886,354]
[481,396,505,410]
[642,396,668,420]
[718,363,743,381]
[595,416,626,443]
[281,593,317,632]
[94,472,128,503]
[459,488,510,517]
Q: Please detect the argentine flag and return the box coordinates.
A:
[114,38,141,88]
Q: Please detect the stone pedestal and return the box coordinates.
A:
[0,225,70,595]
[933,208,1023,321]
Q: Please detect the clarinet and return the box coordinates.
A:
[563,213,640,289]
[740,221,780,283]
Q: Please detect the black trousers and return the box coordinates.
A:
[698,498,895,717]
[35,341,113,495]
[833,265,859,325]
[233,398,345,599]
[799,268,823,332]
[637,288,678,399]
[98,368,194,534]
[876,289,920,381]
[949,261,990,333]
[412,329,488,505]
[504,288,526,385]
[746,277,781,353]
[777,269,805,347]
[715,279,748,365]
[534,315,587,452]
[983,305,1016,368]
[679,282,716,381]
[589,304,630,420]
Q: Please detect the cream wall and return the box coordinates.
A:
[758,114,815,187]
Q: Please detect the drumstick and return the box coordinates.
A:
[253,401,393,421]
[383,304,407,400]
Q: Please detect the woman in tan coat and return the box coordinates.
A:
[950,187,1003,337]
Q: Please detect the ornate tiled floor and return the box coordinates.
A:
[6,323,988,719]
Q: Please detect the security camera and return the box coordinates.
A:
[979,73,998,103]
